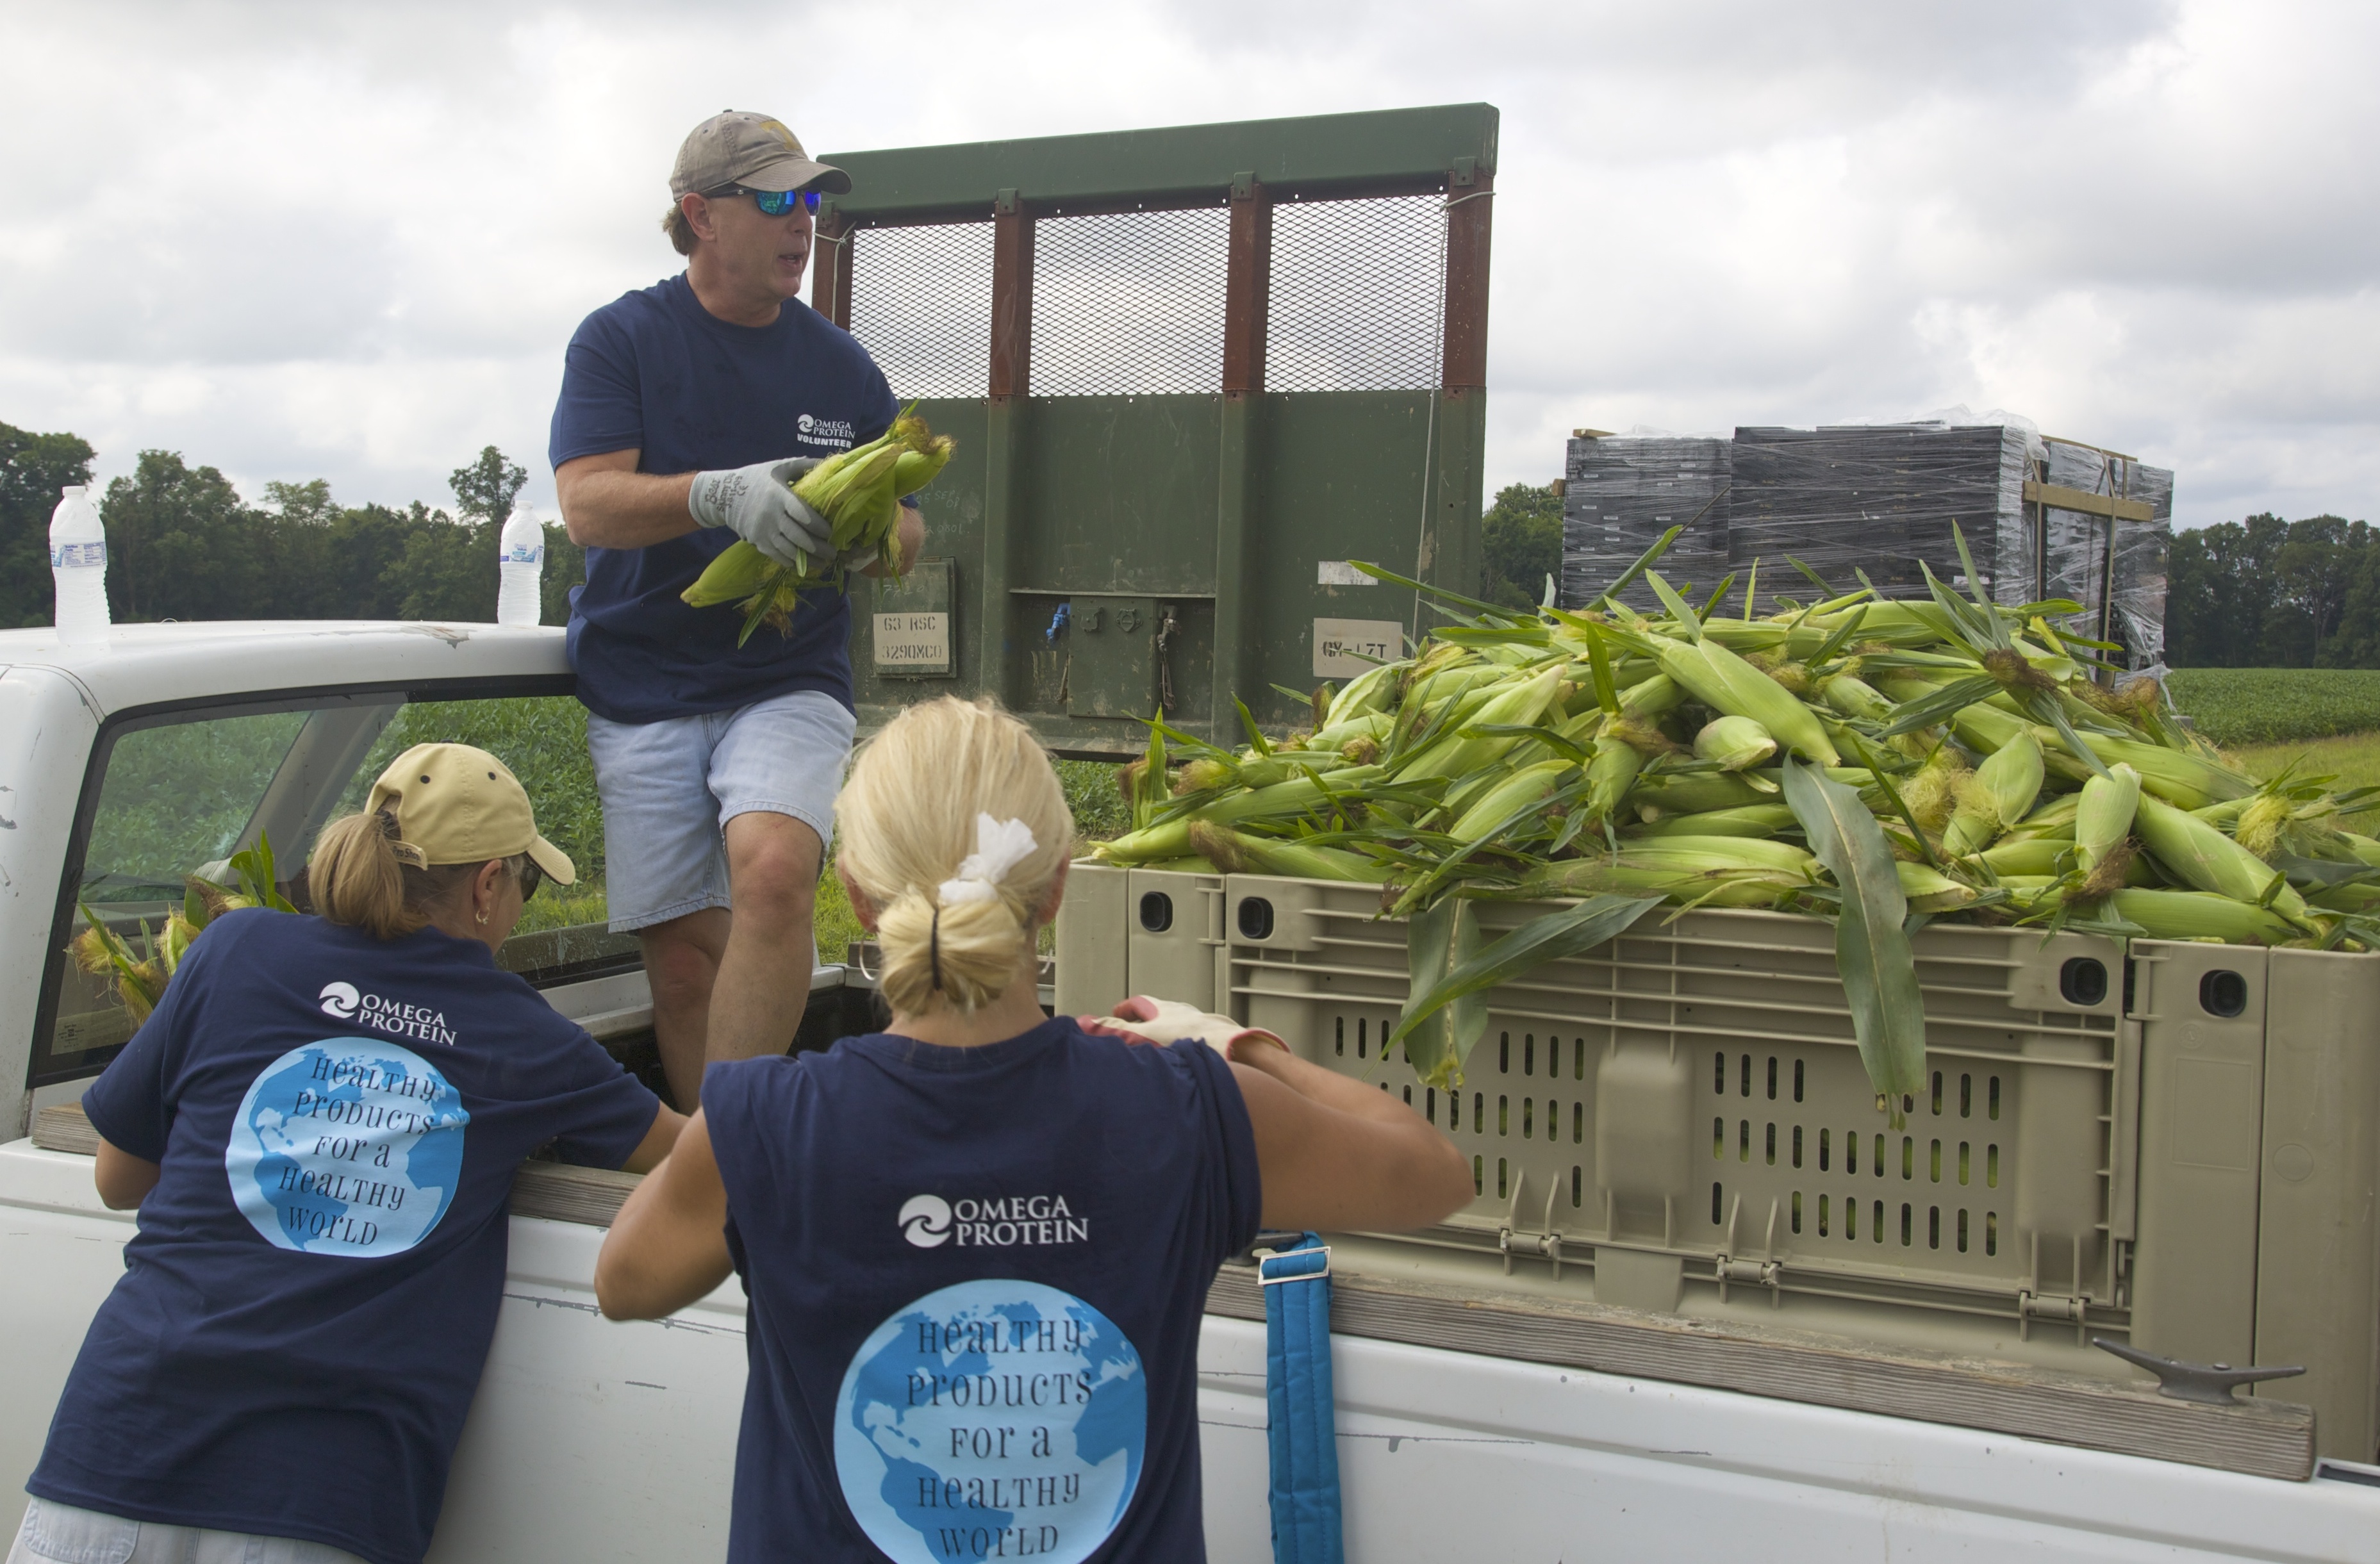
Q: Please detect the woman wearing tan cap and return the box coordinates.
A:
[12,744,683,1564]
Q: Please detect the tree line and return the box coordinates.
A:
[4,417,2363,671]
[1,420,585,631]
[2165,513,2380,668]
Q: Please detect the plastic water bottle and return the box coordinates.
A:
[49,485,111,645]
[497,504,545,627]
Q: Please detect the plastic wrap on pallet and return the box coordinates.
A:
[2041,440,2111,626]
[1726,424,2033,604]
[2039,441,2172,668]
[1560,434,1730,610]
[2114,467,2172,667]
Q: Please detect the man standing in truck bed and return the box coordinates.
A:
[551,111,921,1109]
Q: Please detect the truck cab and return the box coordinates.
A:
[4,621,2379,1562]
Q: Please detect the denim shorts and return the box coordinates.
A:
[8,1498,369,1564]
[584,687,857,933]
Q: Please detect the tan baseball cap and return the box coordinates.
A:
[364,743,576,886]
[670,110,851,199]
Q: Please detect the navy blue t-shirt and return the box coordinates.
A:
[29,909,661,1564]
[702,1018,1262,1564]
[549,272,900,725]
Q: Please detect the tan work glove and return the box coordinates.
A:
[1078,996,1287,1064]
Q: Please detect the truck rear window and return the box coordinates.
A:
[33,687,631,1089]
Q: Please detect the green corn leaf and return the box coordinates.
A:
[1696,572,1740,621]
[1584,523,1686,611]
[1643,570,1703,641]
[228,830,299,914]
[1346,561,1532,625]
[1950,523,1994,617]
[1132,717,1169,831]
[1389,773,1599,916]
[1781,759,1926,1125]
[2275,853,2380,890]
[1785,555,1838,596]
[1804,605,1871,673]
[1435,623,1555,648]
[1235,698,1273,758]
[1462,723,1594,764]
[1396,897,1487,1089]
[1392,894,1664,1085]
[1583,623,1623,716]
[1874,675,2001,738]
[1837,730,1944,870]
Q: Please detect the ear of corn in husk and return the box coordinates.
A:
[2076,764,2142,873]
[680,407,955,643]
[1449,760,1574,843]
[1694,715,1776,771]
[1091,532,2374,1100]
[1187,822,1391,883]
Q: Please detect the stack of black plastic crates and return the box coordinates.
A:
[1559,423,2172,666]
[1560,435,1731,612]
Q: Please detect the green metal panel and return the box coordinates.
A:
[849,393,1461,751]
[822,104,1498,221]
[833,106,1495,756]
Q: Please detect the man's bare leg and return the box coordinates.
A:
[709,811,824,1065]
[640,909,731,1111]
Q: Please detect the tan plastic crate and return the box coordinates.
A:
[1214,874,2133,1346]
[1055,863,2380,1444]
[2131,940,2380,1463]
[1054,863,1224,1018]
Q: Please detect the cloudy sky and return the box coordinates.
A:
[1,0,2372,529]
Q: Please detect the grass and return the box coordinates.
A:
[2165,669,2380,748]
[811,759,1127,962]
[2222,732,2380,834]
[511,756,1132,961]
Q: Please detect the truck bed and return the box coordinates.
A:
[8,1129,2377,1562]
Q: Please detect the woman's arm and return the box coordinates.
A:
[95,1137,161,1210]
[1227,1040,1474,1233]
[619,1103,689,1174]
[595,1108,734,1320]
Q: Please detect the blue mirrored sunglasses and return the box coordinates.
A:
[708,184,820,217]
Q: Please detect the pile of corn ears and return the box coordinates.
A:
[72,833,297,1025]
[681,407,954,646]
[1089,529,2380,1109]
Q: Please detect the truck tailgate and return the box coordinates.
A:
[6,1138,2378,1561]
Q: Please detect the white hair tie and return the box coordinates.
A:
[938,814,1039,906]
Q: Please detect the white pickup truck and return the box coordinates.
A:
[4,620,2379,1563]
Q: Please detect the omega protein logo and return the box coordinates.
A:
[900,1193,1087,1250]
[319,980,458,1046]
[795,413,856,451]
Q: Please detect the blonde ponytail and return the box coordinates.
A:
[836,698,1072,1017]
[309,809,518,941]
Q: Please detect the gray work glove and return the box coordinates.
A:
[688,457,828,570]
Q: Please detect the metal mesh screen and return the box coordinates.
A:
[1029,206,1229,396]
[1266,193,1445,393]
[847,222,995,398]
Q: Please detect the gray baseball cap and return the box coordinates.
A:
[670,111,851,199]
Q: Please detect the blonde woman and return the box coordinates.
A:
[15,745,680,1564]
[597,696,1468,1563]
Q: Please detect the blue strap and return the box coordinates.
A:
[1260,1233,1343,1564]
